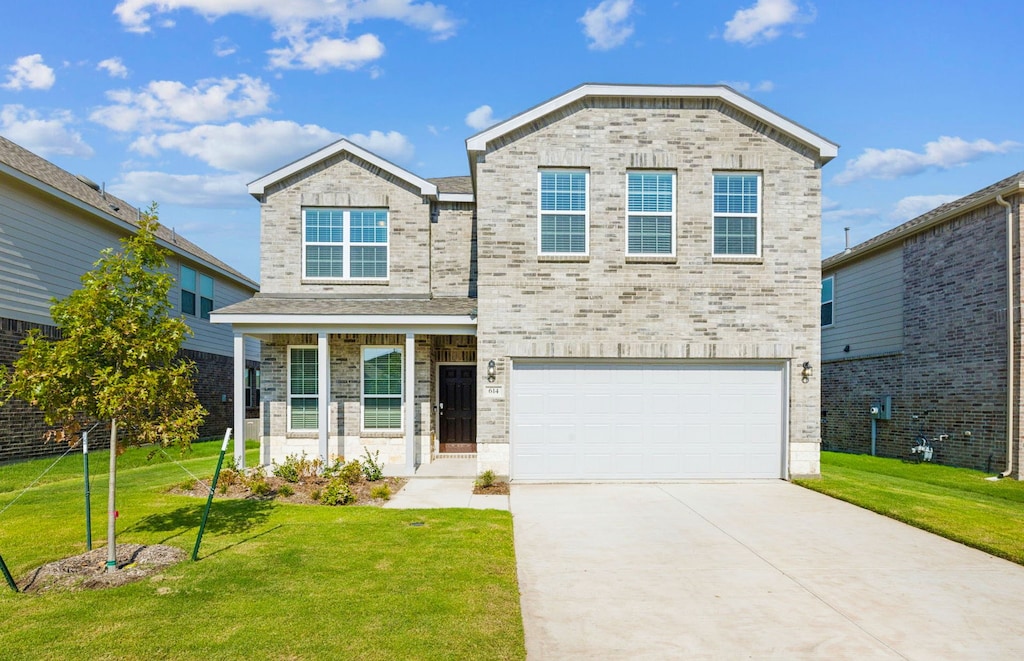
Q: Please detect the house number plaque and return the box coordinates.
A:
[483,385,504,399]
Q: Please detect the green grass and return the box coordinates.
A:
[0,445,524,660]
[796,452,1024,565]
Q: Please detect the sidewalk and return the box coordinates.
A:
[382,458,509,510]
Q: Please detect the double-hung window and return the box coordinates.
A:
[181,266,214,318]
[713,173,761,256]
[627,172,675,255]
[538,170,588,255]
[289,347,318,430]
[362,347,403,430]
[304,209,389,280]
[821,276,834,327]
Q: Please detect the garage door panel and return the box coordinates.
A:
[511,362,784,480]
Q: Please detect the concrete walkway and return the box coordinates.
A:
[511,481,1024,659]
[383,477,508,510]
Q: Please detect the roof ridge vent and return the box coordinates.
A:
[75,174,101,191]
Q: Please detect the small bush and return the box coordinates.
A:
[277,484,295,497]
[320,478,355,505]
[219,468,239,487]
[311,488,322,501]
[339,459,364,485]
[370,484,391,501]
[321,457,344,479]
[475,470,496,489]
[272,452,319,483]
[250,480,272,497]
[178,477,197,491]
[361,449,385,482]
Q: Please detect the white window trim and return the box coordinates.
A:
[822,275,835,328]
[361,345,404,433]
[625,171,676,257]
[537,169,590,256]
[712,171,762,258]
[302,208,390,281]
[287,345,318,432]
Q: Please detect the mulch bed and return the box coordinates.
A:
[473,481,510,495]
[17,544,186,594]
[170,472,407,506]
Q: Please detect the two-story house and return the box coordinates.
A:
[0,136,260,462]
[213,83,837,480]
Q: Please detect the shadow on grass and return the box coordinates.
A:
[125,498,276,539]
[197,524,284,561]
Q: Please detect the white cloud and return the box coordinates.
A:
[130,118,339,173]
[723,0,811,45]
[108,171,250,208]
[822,206,878,222]
[888,194,962,221]
[90,74,273,132]
[97,57,129,79]
[834,136,1019,185]
[267,34,385,71]
[346,130,415,163]
[3,54,56,91]
[113,0,458,70]
[213,37,237,57]
[0,105,93,157]
[465,104,498,130]
[719,79,774,93]
[579,0,635,51]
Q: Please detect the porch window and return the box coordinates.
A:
[362,347,403,430]
[713,172,761,256]
[289,347,318,430]
[303,209,389,280]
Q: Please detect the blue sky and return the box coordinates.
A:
[2,0,1022,280]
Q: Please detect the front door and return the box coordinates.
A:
[438,365,477,453]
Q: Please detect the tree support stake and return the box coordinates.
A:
[192,428,232,561]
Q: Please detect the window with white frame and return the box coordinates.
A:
[821,276,834,327]
[627,172,675,255]
[303,209,389,279]
[180,266,214,319]
[712,173,761,256]
[539,170,588,254]
[289,347,318,430]
[362,347,403,430]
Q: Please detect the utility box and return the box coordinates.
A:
[872,395,893,421]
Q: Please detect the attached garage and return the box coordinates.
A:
[510,361,786,481]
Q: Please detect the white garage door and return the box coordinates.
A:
[511,362,785,480]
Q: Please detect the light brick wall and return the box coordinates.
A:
[473,98,824,477]
[431,202,477,298]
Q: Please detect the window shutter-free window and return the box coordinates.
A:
[289,347,318,430]
[713,173,761,256]
[539,171,588,254]
[821,276,834,327]
[304,209,388,279]
[627,172,675,255]
[363,347,403,430]
[180,265,196,315]
[199,274,214,320]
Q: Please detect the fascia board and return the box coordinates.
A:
[437,193,475,203]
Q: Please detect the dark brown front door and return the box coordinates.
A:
[438,365,476,453]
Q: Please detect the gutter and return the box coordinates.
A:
[996,194,1016,478]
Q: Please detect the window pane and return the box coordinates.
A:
[350,210,388,243]
[180,266,196,292]
[181,290,196,316]
[200,297,213,320]
[628,216,673,254]
[290,348,318,396]
[305,210,344,242]
[363,348,402,395]
[540,214,586,253]
[290,398,318,429]
[821,278,833,303]
[713,174,758,214]
[350,246,388,278]
[540,171,587,212]
[714,217,758,255]
[821,301,833,327]
[363,397,402,429]
[628,173,673,213]
[306,246,344,278]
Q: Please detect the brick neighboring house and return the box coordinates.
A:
[0,136,261,462]
[821,172,1024,479]
[212,83,837,480]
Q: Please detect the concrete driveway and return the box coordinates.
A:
[511,482,1024,659]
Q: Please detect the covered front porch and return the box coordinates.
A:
[210,296,477,474]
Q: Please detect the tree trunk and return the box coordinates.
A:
[106,418,118,572]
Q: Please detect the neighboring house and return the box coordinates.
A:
[212,83,837,480]
[821,172,1024,479]
[0,136,260,462]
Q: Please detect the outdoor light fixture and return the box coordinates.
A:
[801,361,813,383]
[487,359,496,382]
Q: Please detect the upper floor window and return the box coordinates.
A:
[180,265,214,319]
[303,209,389,280]
[627,172,675,255]
[821,276,834,327]
[713,173,761,257]
[538,170,588,255]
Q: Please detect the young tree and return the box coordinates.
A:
[0,208,206,571]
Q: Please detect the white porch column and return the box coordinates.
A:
[233,332,246,469]
[405,332,416,474]
[318,331,330,463]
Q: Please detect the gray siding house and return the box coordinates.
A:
[0,136,260,462]
[821,172,1024,479]
[213,83,837,480]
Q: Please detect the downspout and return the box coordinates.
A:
[996,194,1015,478]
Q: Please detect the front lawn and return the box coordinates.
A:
[0,441,524,660]
[795,452,1024,565]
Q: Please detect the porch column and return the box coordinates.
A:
[405,332,416,474]
[233,332,246,469]
[318,332,330,463]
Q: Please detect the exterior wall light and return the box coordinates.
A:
[487,359,496,382]
[801,361,813,383]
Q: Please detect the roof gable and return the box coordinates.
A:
[465,83,839,164]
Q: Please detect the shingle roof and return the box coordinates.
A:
[213,295,477,317]
[0,135,258,290]
[823,170,1024,270]
[428,176,473,195]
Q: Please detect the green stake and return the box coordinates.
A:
[83,430,92,551]
[192,428,232,561]
[0,553,17,593]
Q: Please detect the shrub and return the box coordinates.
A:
[321,457,345,479]
[339,459,363,485]
[272,452,318,483]
[311,488,322,502]
[475,470,496,489]
[361,449,385,482]
[320,478,355,505]
[277,484,295,498]
[250,480,272,497]
[178,477,197,491]
[370,484,391,501]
